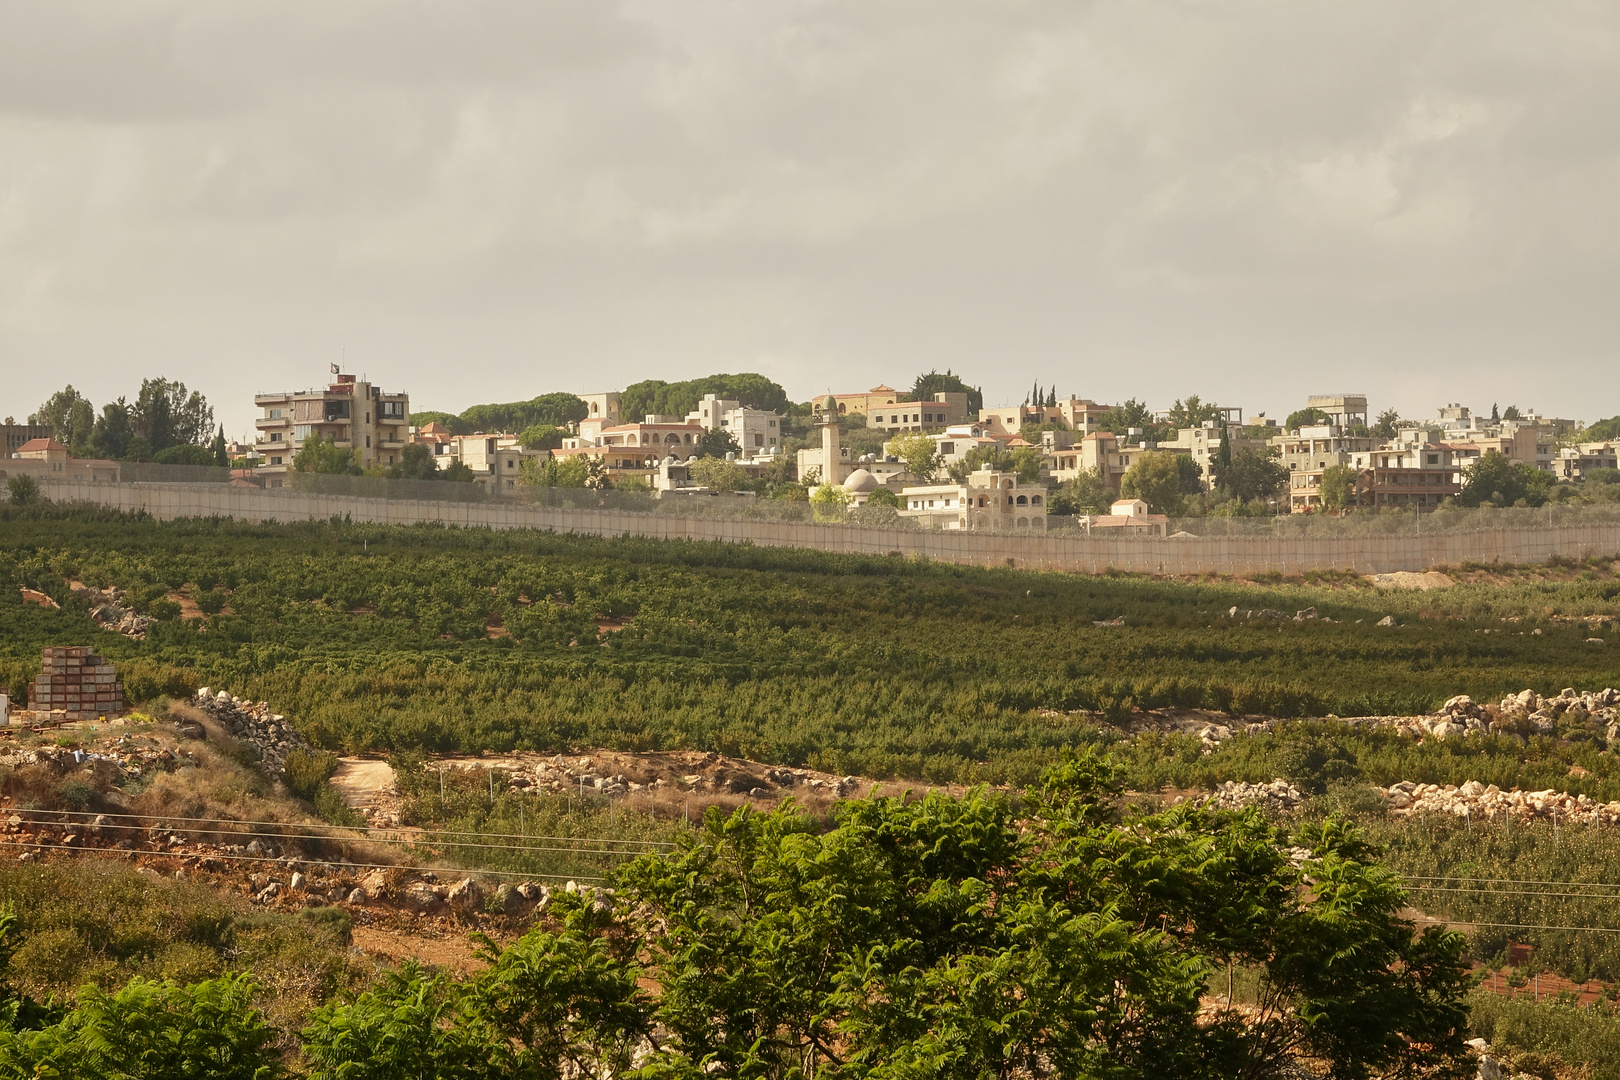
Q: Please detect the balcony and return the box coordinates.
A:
[380,438,405,449]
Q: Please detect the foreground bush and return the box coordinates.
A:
[0,756,1474,1078]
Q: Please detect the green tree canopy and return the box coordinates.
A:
[152,444,218,467]
[905,369,983,413]
[1165,395,1221,429]
[1120,450,1188,514]
[621,374,789,422]
[132,378,213,453]
[1502,404,1522,421]
[1099,398,1156,437]
[1373,409,1403,439]
[1285,407,1330,431]
[517,425,567,451]
[1586,415,1620,441]
[291,434,361,476]
[1215,446,1288,503]
[1458,450,1554,507]
[385,442,444,481]
[28,386,95,451]
[90,400,134,460]
[884,431,940,481]
[695,428,741,459]
[689,456,749,491]
[520,455,589,488]
[1319,464,1360,512]
[1048,468,1113,515]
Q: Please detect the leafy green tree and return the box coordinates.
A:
[28,386,95,452]
[0,974,282,1080]
[211,426,228,467]
[695,428,741,459]
[1099,398,1155,436]
[457,393,589,434]
[1458,450,1554,507]
[5,476,40,507]
[1175,453,1204,495]
[410,409,463,433]
[1320,464,1359,511]
[291,434,361,476]
[1120,451,1187,514]
[864,486,901,507]
[1285,407,1330,431]
[303,964,489,1080]
[1586,415,1620,440]
[1216,447,1288,503]
[385,442,443,481]
[621,374,789,421]
[908,369,983,414]
[1048,468,1112,515]
[132,378,213,452]
[521,456,590,488]
[517,425,566,451]
[1502,404,1522,421]
[90,400,134,460]
[443,460,478,483]
[689,456,749,491]
[1166,395,1221,429]
[950,444,1042,485]
[152,444,218,466]
[809,482,850,521]
[1373,409,1403,439]
[884,432,940,481]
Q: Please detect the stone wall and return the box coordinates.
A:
[28,646,123,721]
[39,479,1620,576]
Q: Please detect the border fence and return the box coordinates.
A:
[33,472,1620,576]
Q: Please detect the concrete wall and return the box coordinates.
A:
[40,480,1620,576]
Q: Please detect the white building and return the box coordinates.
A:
[899,468,1048,531]
[685,394,784,454]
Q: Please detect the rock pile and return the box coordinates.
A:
[193,689,313,775]
[484,754,862,800]
[1206,779,1307,811]
[70,582,152,639]
[1372,687,1620,742]
[1383,779,1620,824]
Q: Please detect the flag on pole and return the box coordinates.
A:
[330,363,339,374]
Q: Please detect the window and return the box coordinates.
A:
[268,409,282,419]
[388,455,394,464]
[365,412,370,423]
[270,456,283,466]
[507,459,515,468]
[269,432,282,442]
[365,435,371,448]
[381,401,404,419]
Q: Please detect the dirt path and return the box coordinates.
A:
[330,758,399,817]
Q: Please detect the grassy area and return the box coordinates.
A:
[2,509,1617,785]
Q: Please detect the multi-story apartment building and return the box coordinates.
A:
[1345,433,1462,510]
[977,398,1113,437]
[578,392,622,428]
[1158,422,1271,490]
[1306,394,1369,430]
[899,468,1049,531]
[1274,425,1376,511]
[812,385,906,418]
[1,424,54,457]
[685,394,784,453]
[254,374,409,480]
[865,393,972,433]
[1552,442,1620,481]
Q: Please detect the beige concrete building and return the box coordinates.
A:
[578,392,623,428]
[2,438,120,485]
[812,385,906,418]
[899,468,1048,531]
[865,393,971,433]
[254,373,409,478]
[978,398,1113,437]
[797,399,852,485]
[1,424,53,456]
[1305,395,1369,430]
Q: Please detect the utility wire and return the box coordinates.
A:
[0,839,606,882]
[7,807,676,850]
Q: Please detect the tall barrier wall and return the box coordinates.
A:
[40,480,1620,576]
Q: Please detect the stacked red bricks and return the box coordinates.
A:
[29,646,124,721]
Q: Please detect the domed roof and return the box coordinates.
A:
[818,393,838,413]
[843,468,881,493]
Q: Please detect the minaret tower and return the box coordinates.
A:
[816,395,846,485]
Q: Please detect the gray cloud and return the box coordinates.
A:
[1,0,1616,434]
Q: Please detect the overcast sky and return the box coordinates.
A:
[2,1,1617,438]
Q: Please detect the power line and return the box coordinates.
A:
[8,807,676,851]
[0,839,605,883]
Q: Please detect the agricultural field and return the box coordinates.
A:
[4,506,1620,1075]
[1,506,1617,785]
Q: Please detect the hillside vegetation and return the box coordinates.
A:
[1,507,1617,785]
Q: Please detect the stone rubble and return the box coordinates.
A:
[192,688,314,776]
[70,582,153,640]
[1383,778,1620,824]
[450,754,864,801]
[1205,779,1307,811]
